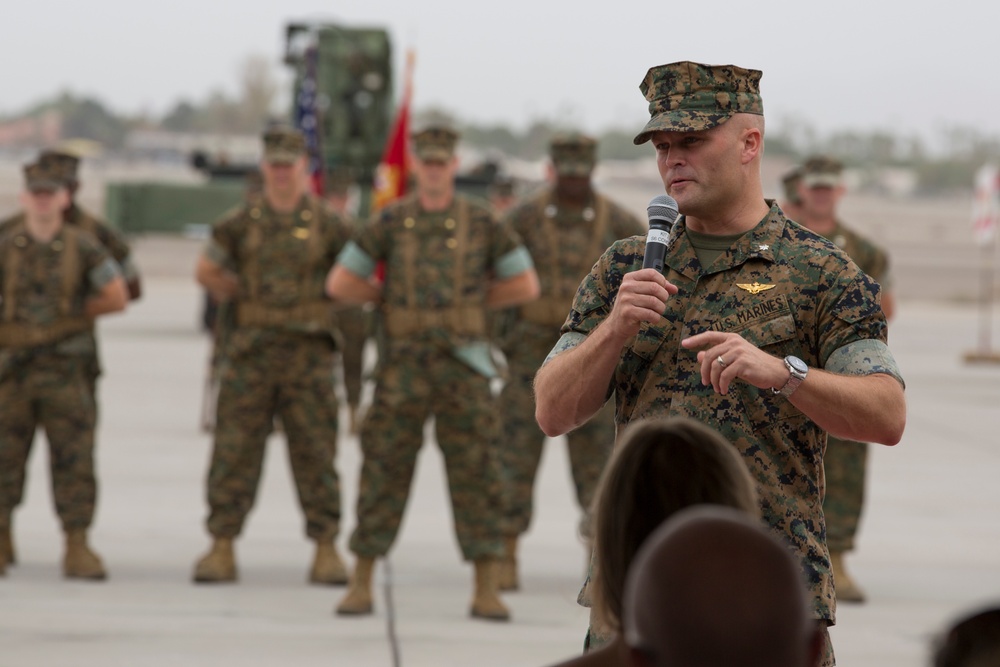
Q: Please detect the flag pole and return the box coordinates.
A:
[964,165,1000,364]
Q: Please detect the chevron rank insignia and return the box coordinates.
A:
[737,282,776,295]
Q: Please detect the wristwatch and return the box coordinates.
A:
[772,355,808,397]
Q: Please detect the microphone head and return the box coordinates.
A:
[647,194,679,226]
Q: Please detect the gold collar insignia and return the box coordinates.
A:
[737,281,776,295]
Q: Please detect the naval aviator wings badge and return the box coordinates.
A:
[737,281,777,295]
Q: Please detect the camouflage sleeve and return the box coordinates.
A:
[94,223,133,266]
[869,245,892,291]
[816,267,891,372]
[335,241,376,279]
[562,238,640,337]
[352,209,390,263]
[79,233,121,292]
[825,339,904,387]
[88,258,122,292]
[495,246,534,279]
[205,211,242,271]
[324,209,354,266]
[490,209,526,266]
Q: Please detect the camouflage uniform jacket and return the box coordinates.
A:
[502,187,645,330]
[1,205,136,281]
[204,193,352,355]
[557,201,903,623]
[826,221,891,289]
[336,192,533,376]
[0,222,119,374]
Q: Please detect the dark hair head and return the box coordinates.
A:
[934,607,1000,667]
[591,416,758,630]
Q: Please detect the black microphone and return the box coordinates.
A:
[642,194,679,272]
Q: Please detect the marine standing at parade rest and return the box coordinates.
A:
[797,154,896,604]
[533,61,907,665]
[496,133,645,590]
[326,125,540,621]
[0,149,142,568]
[192,126,353,585]
[37,150,143,301]
[0,161,128,579]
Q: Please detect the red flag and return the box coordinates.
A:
[373,50,414,211]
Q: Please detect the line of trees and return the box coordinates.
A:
[5,68,1000,195]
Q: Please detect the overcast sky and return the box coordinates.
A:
[3,0,999,146]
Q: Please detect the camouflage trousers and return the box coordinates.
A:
[206,334,341,541]
[0,352,97,532]
[336,306,368,408]
[498,326,614,538]
[4,347,102,512]
[823,436,868,553]
[349,342,504,561]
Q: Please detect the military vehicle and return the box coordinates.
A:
[105,21,396,234]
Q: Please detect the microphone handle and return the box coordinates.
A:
[642,223,671,271]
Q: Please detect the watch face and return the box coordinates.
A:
[787,356,808,374]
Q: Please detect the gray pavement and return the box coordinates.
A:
[2,237,1000,667]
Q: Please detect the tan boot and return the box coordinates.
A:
[63,530,107,580]
[336,556,375,615]
[831,551,866,603]
[192,537,237,583]
[470,558,510,621]
[498,536,519,592]
[0,523,13,566]
[309,541,348,585]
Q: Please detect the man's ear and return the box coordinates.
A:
[741,126,763,165]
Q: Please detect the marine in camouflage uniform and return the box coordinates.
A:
[0,162,128,579]
[534,62,907,666]
[192,126,353,585]
[327,126,539,621]
[798,155,895,604]
[0,151,141,566]
[496,133,645,590]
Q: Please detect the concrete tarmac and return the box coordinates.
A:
[2,237,999,667]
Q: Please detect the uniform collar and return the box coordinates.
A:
[665,199,786,280]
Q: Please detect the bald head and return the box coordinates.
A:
[623,506,820,667]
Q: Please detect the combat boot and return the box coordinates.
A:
[470,558,510,621]
[0,522,14,566]
[192,537,237,583]
[336,556,375,616]
[309,540,348,585]
[831,551,866,603]
[63,530,107,580]
[498,535,519,592]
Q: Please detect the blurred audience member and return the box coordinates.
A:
[547,416,759,666]
[622,506,824,667]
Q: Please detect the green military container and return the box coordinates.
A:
[104,180,246,234]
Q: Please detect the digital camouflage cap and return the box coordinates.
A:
[23,162,65,192]
[412,126,459,162]
[801,155,844,188]
[550,132,597,177]
[38,149,81,186]
[782,166,804,204]
[634,61,764,145]
[262,125,307,163]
